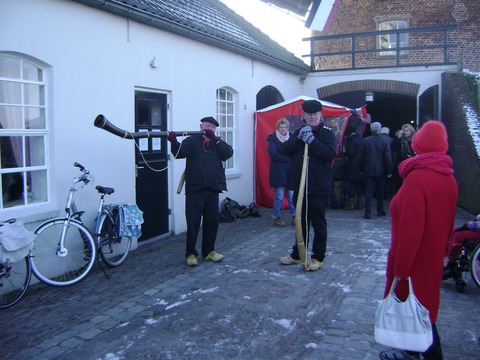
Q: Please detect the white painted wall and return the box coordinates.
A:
[0,0,306,235]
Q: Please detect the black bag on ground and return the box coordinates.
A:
[219,197,241,223]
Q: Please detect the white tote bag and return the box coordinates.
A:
[374,277,433,352]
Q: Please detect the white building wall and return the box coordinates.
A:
[0,0,305,235]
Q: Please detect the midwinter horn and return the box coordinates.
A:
[94,114,205,139]
[294,142,310,271]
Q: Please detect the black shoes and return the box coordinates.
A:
[378,211,386,216]
[364,213,371,219]
[379,349,421,360]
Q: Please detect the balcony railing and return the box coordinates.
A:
[304,25,458,72]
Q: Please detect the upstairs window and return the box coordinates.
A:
[216,88,235,171]
[0,54,48,209]
[377,20,408,56]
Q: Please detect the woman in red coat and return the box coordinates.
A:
[379,121,458,360]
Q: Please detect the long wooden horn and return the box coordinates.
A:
[94,114,204,139]
[294,142,310,271]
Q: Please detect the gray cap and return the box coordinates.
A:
[370,122,382,133]
[380,127,390,135]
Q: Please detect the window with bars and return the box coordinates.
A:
[377,20,409,56]
[0,54,48,209]
[215,88,235,170]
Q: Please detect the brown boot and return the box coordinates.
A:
[355,198,363,210]
[343,199,355,210]
[273,217,286,226]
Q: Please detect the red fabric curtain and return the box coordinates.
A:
[255,96,367,208]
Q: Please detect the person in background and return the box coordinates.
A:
[342,125,365,210]
[267,118,295,226]
[443,213,480,280]
[330,150,347,209]
[391,123,416,192]
[362,122,392,219]
[279,99,337,271]
[168,116,234,266]
[380,127,395,199]
[379,120,458,360]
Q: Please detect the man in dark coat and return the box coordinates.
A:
[168,117,233,266]
[362,122,392,219]
[342,124,365,210]
[279,99,337,271]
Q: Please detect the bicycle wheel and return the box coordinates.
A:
[0,257,32,309]
[469,243,480,288]
[31,219,96,286]
[97,214,131,267]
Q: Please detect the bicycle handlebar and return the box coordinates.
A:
[73,162,92,185]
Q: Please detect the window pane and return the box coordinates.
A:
[227,115,234,128]
[0,106,23,129]
[0,81,22,104]
[0,136,23,168]
[26,136,45,166]
[25,107,46,129]
[23,61,43,81]
[24,84,45,106]
[226,102,234,116]
[27,170,47,204]
[2,172,24,207]
[0,55,20,79]
[218,114,227,127]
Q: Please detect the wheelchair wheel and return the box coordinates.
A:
[470,243,480,289]
[455,279,467,293]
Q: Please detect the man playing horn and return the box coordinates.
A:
[168,117,233,266]
[279,100,337,271]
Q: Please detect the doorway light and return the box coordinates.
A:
[366,91,374,102]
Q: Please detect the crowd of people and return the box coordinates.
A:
[166,101,474,360]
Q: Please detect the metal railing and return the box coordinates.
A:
[304,25,458,72]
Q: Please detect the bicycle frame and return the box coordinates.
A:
[54,171,92,257]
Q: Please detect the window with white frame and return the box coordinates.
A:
[377,20,408,56]
[0,54,48,209]
[216,88,235,170]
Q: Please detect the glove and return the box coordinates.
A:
[167,131,177,143]
[297,126,312,140]
[302,132,315,144]
[204,129,219,142]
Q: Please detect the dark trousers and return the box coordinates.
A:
[407,324,443,360]
[290,194,328,262]
[364,176,386,215]
[347,180,363,201]
[185,189,219,258]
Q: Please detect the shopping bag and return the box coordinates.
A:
[118,204,144,238]
[374,277,433,352]
[0,219,35,262]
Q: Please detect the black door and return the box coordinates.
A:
[134,91,169,241]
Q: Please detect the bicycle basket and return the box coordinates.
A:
[0,221,35,262]
[118,204,144,238]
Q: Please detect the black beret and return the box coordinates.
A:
[200,116,219,127]
[301,100,323,113]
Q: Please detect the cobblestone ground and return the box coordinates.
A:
[0,205,478,359]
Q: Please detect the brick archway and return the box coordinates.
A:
[316,79,420,99]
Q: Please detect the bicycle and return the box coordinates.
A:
[0,219,34,309]
[30,162,133,287]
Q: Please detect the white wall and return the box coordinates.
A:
[0,0,305,235]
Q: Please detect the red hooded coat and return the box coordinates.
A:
[385,152,458,323]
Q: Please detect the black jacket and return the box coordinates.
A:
[266,132,291,188]
[280,124,337,196]
[171,135,233,195]
[343,132,365,182]
[362,133,392,177]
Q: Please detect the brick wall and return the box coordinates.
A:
[312,0,480,72]
[442,72,480,214]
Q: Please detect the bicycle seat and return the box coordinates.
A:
[95,185,115,195]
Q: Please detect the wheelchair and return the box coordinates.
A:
[442,237,480,293]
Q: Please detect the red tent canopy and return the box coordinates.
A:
[255,96,368,208]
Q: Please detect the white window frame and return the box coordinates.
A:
[0,53,48,210]
[377,20,409,57]
[215,87,236,172]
